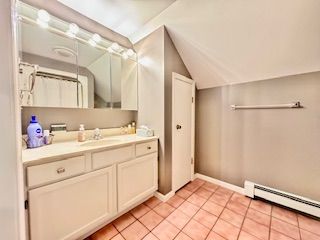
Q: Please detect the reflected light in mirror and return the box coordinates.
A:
[107,47,114,53]
[92,33,101,43]
[88,38,97,47]
[37,9,50,28]
[36,18,48,28]
[37,9,50,22]
[126,49,135,57]
[66,23,79,38]
[139,57,153,67]
[111,42,120,51]
[122,52,128,60]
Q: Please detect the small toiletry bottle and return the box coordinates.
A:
[43,130,50,145]
[27,115,43,148]
[128,124,132,134]
[132,122,136,134]
[78,124,86,142]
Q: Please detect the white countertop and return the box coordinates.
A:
[22,134,158,165]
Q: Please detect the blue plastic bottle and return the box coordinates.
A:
[27,115,43,148]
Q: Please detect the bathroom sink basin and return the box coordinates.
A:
[80,138,123,147]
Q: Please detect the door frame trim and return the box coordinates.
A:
[172,72,195,192]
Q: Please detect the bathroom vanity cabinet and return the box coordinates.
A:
[23,137,158,240]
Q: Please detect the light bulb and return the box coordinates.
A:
[92,33,101,43]
[66,30,75,38]
[111,42,120,51]
[88,38,96,47]
[122,52,128,60]
[37,18,48,28]
[69,23,79,34]
[37,9,50,22]
[126,49,135,57]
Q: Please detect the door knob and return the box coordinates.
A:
[176,124,182,130]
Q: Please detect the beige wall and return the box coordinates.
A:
[22,0,132,48]
[21,107,134,133]
[164,29,191,193]
[134,26,190,194]
[0,0,20,238]
[196,71,320,201]
[134,27,166,193]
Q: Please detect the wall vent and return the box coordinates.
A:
[244,181,320,218]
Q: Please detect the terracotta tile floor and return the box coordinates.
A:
[88,179,320,240]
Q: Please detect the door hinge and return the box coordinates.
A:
[191,157,194,164]
[192,97,194,103]
[24,200,29,210]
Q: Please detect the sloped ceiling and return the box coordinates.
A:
[130,0,320,89]
[58,0,176,37]
[59,0,320,89]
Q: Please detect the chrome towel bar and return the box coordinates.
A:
[231,101,301,110]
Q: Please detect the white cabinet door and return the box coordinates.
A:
[118,153,158,211]
[28,167,116,240]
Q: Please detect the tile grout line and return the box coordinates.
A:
[296,214,302,240]
[115,201,160,239]
[93,179,320,240]
[234,193,251,240]
[208,187,234,240]
[172,180,216,239]
[173,182,207,239]
[268,205,273,240]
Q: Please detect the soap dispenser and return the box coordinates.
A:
[78,124,86,142]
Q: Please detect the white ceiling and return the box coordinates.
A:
[58,0,320,89]
[58,0,176,37]
[131,0,320,89]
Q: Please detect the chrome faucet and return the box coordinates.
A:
[93,128,102,140]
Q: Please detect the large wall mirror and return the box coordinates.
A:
[17,2,138,110]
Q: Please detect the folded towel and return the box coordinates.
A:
[137,127,154,137]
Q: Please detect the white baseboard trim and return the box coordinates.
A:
[195,173,245,195]
[154,191,175,202]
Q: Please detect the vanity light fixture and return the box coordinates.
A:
[37,9,50,28]
[88,38,97,47]
[107,47,114,53]
[66,23,79,38]
[122,52,129,60]
[92,33,101,43]
[88,33,101,47]
[111,42,120,51]
[126,49,135,57]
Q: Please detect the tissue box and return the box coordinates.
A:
[136,128,154,137]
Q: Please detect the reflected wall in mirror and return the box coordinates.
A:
[17,2,138,110]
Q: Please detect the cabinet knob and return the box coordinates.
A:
[176,124,182,130]
[147,146,152,150]
[56,167,66,174]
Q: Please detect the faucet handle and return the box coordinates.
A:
[93,128,102,140]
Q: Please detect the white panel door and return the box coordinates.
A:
[172,73,195,192]
[118,153,158,211]
[28,167,116,240]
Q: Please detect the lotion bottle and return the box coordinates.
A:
[78,124,86,142]
[132,122,136,134]
[27,115,43,148]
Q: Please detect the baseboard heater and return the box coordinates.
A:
[244,181,320,218]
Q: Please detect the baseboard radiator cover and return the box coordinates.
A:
[244,181,320,218]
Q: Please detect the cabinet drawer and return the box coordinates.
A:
[27,156,86,188]
[92,145,134,170]
[135,140,158,157]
